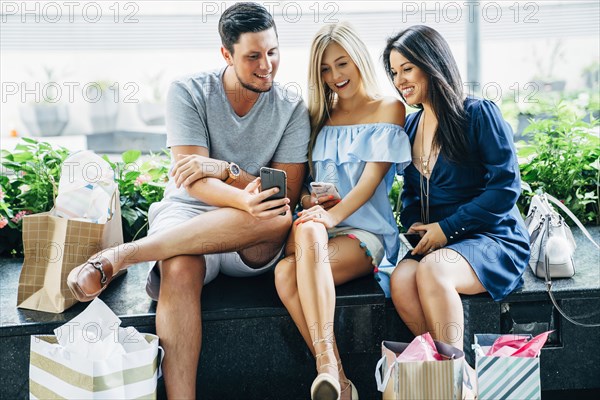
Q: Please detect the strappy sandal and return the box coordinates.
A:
[67,256,115,302]
[337,359,359,400]
[311,339,341,400]
[340,379,359,400]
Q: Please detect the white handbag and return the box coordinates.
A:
[525,193,576,278]
[524,192,599,327]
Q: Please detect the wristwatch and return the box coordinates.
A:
[224,162,240,184]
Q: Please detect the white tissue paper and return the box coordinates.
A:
[30,298,161,399]
[54,298,151,361]
[53,150,117,223]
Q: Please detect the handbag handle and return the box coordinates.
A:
[537,192,600,327]
[375,355,396,393]
[544,253,600,327]
[543,193,599,249]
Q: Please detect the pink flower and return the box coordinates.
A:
[0,216,7,229]
[135,174,152,186]
[11,210,30,224]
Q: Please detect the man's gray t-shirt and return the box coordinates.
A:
[163,67,310,204]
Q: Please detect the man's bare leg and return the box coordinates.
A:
[101,207,291,271]
[156,254,206,399]
[83,208,290,398]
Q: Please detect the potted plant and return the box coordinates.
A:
[531,40,567,92]
[517,98,557,137]
[582,61,599,89]
[19,66,70,137]
[88,80,120,133]
[137,70,166,126]
[588,90,600,119]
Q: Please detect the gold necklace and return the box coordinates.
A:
[419,112,434,176]
[419,111,431,224]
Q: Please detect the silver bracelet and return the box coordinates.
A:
[300,194,311,208]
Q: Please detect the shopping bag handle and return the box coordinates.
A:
[106,189,118,221]
[375,355,395,393]
[462,360,473,393]
[158,345,165,379]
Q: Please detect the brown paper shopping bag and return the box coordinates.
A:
[375,340,464,400]
[17,192,123,313]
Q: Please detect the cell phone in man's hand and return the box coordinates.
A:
[400,233,422,249]
[260,167,287,201]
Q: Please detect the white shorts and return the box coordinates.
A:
[327,226,385,267]
[145,200,284,301]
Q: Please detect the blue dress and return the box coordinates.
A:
[312,123,412,265]
[400,98,530,301]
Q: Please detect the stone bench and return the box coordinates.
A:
[1,227,598,399]
[0,261,387,399]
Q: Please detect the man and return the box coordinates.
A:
[67,3,309,398]
[148,3,309,396]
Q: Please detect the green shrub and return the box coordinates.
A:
[518,103,600,225]
[389,175,403,229]
[0,138,70,256]
[0,139,170,256]
[102,150,169,242]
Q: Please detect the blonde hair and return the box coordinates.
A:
[307,22,381,172]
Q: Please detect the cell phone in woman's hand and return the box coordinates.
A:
[400,233,422,249]
[310,182,341,200]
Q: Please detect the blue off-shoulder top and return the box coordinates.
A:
[311,123,411,264]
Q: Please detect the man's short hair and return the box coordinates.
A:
[218,2,278,54]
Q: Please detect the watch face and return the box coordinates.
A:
[230,163,240,176]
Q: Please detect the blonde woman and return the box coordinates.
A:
[274,22,411,400]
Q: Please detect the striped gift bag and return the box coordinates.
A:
[375,340,464,400]
[29,333,161,399]
[474,334,541,400]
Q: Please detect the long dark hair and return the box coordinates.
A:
[382,25,468,163]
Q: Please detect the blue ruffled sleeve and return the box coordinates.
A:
[312,123,411,167]
[347,123,411,168]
